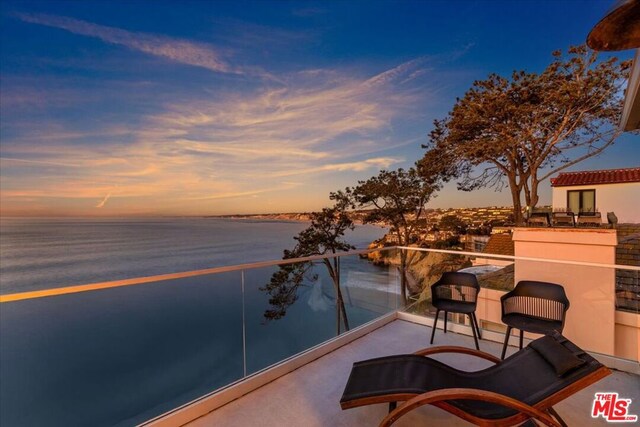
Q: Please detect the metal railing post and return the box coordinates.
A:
[241,270,247,378]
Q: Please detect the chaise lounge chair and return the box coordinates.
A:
[340,331,609,427]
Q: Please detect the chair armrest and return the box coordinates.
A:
[500,291,514,303]
[379,387,560,427]
[413,346,501,364]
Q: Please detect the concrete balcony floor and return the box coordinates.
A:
[186,320,639,426]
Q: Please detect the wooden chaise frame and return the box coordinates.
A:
[340,345,611,427]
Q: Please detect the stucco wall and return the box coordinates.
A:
[551,182,640,223]
[615,310,640,362]
[476,288,639,362]
[513,228,618,356]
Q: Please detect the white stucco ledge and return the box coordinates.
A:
[513,227,618,247]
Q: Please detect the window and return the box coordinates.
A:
[474,240,487,252]
[567,189,596,214]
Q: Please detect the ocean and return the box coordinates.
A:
[0,217,396,426]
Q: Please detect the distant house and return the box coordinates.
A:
[462,234,489,252]
[550,167,640,224]
[473,232,514,267]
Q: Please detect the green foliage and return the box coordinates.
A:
[432,235,461,249]
[348,167,446,301]
[438,214,467,234]
[350,168,439,245]
[262,263,311,320]
[260,192,355,327]
[419,45,631,224]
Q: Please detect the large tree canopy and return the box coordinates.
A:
[419,45,631,224]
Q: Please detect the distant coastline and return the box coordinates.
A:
[208,212,388,227]
[208,212,313,222]
[209,205,516,229]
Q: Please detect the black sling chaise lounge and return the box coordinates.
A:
[340,332,609,427]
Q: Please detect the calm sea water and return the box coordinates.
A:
[0,217,395,426]
[0,217,388,294]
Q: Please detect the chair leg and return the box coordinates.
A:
[430,309,439,344]
[471,312,482,339]
[443,311,448,334]
[519,329,524,349]
[548,407,568,427]
[501,326,512,359]
[468,314,479,350]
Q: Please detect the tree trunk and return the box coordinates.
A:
[335,285,350,332]
[509,179,524,226]
[335,294,341,335]
[529,176,540,211]
[336,257,350,332]
[325,257,350,334]
[399,249,408,305]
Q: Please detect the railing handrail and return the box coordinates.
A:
[0,247,384,303]
[397,246,640,271]
[2,245,638,303]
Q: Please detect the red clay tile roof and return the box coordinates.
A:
[483,233,514,256]
[550,167,640,187]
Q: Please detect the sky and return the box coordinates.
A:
[0,0,638,216]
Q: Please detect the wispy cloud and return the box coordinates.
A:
[96,191,112,208]
[363,57,430,88]
[291,7,327,17]
[271,157,402,177]
[1,56,439,215]
[188,182,303,201]
[16,12,241,75]
[211,18,315,51]
[0,157,79,167]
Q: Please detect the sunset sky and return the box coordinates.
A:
[1,0,638,216]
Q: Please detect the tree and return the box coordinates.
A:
[419,45,631,225]
[260,191,355,334]
[438,214,468,234]
[349,167,440,302]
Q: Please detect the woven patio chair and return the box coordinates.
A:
[500,281,570,359]
[430,272,482,350]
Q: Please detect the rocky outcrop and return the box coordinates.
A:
[364,242,471,300]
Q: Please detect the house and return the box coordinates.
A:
[472,231,514,267]
[550,167,640,223]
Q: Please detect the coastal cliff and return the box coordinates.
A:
[365,241,472,301]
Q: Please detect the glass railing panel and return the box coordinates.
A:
[616,265,639,314]
[396,247,639,362]
[513,259,639,361]
[340,248,402,316]
[614,267,639,364]
[0,271,243,427]
[397,249,480,313]
[242,249,400,375]
[396,249,513,334]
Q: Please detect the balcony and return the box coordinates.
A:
[1,237,638,426]
[178,319,638,427]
